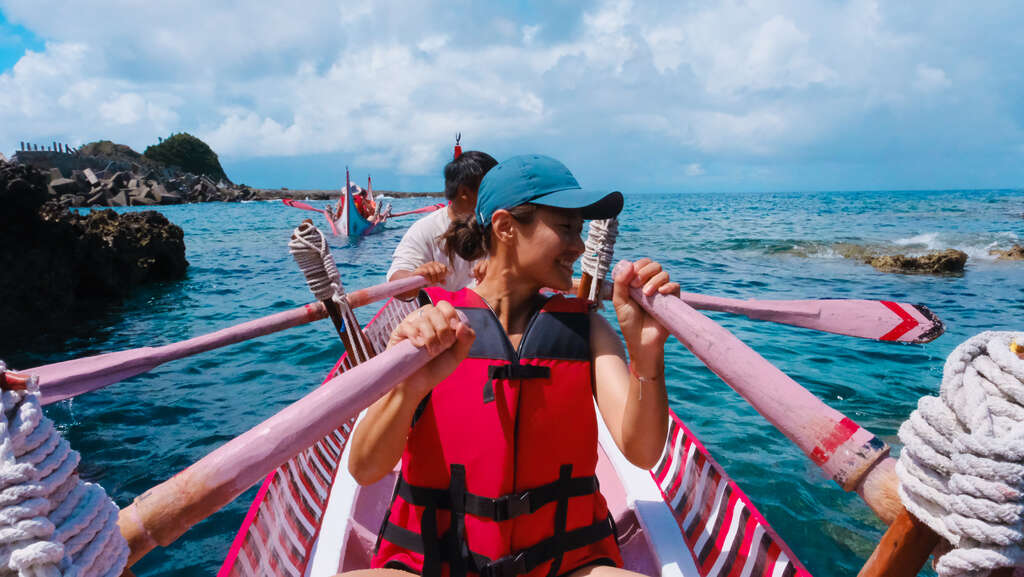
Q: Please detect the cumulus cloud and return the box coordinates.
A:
[0,0,1021,190]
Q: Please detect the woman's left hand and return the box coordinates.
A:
[612,259,680,358]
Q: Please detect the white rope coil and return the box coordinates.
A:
[288,222,344,302]
[0,362,128,577]
[897,331,1024,577]
[581,217,619,301]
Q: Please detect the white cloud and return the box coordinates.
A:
[0,0,1021,189]
[522,24,541,45]
[684,162,705,176]
[914,64,951,92]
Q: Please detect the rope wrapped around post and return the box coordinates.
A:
[0,362,129,577]
[579,217,619,302]
[894,331,1024,577]
[288,221,374,363]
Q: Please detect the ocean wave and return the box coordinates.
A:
[717,231,1020,262]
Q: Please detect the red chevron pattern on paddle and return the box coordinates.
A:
[651,413,812,577]
[878,301,920,341]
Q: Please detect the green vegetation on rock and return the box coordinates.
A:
[79,140,145,160]
[144,133,229,182]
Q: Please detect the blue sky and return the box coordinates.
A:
[1,1,1022,193]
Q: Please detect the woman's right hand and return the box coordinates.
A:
[388,301,475,399]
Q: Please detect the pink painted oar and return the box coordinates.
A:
[678,292,944,343]
[117,329,450,567]
[579,280,944,343]
[282,199,339,235]
[611,260,901,522]
[390,203,446,218]
[26,275,430,405]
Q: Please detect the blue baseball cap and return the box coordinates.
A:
[475,155,623,226]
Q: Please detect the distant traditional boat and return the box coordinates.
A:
[335,169,390,237]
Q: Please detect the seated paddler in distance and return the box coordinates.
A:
[343,154,679,577]
[387,150,498,299]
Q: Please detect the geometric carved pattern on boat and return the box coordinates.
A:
[651,415,811,577]
[220,297,418,577]
[219,296,812,577]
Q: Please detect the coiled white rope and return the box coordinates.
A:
[581,217,619,301]
[289,222,343,302]
[288,223,372,363]
[897,331,1024,577]
[0,362,128,577]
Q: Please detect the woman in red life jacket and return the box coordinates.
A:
[344,154,677,577]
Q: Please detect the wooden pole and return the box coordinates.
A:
[117,336,441,567]
[858,508,940,577]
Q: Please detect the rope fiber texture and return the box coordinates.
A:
[580,217,619,301]
[288,222,373,363]
[0,362,128,577]
[289,221,344,302]
[897,331,1024,577]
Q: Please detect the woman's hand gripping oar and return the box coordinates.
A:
[116,310,474,568]
[23,272,430,405]
[579,280,944,343]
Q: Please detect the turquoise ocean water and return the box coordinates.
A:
[3,189,1023,576]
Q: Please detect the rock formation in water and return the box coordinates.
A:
[0,159,188,331]
[864,249,968,274]
[989,244,1024,260]
[10,138,256,207]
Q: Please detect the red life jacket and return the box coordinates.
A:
[371,287,622,577]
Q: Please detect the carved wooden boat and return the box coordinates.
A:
[220,296,811,577]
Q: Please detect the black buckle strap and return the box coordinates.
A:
[477,516,617,577]
[483,364,551,403]
[381,515,617,577]
[397,475,599,522]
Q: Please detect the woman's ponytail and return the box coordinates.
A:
[442,214,488,262]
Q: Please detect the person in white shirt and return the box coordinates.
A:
[387,151,497,298]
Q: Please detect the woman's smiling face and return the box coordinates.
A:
[511,205,585,291]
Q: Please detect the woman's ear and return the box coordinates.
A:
[490,209,516,246]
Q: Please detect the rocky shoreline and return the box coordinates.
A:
[0,159,188,332]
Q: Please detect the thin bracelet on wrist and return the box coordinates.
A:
[629,363,662,400]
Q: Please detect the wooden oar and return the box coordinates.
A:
[613,259,954,575]
[117,332,446,567]
[611,260,901,518]
[576,280,944,343]
[282,199,340,235]
[25,275,430,405]
[390,203,446,218]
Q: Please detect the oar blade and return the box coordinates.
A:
[677,290,946,344]
[814,300,945,343]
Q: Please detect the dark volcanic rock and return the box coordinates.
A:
[0,160,188,332]
[989,244,1024,260]
[865,249,968,274]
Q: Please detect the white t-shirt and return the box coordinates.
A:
[387,208,476,291]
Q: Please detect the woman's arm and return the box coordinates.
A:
[592,315,669,469]
[592,258,679,469]
[347,301,474,485]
